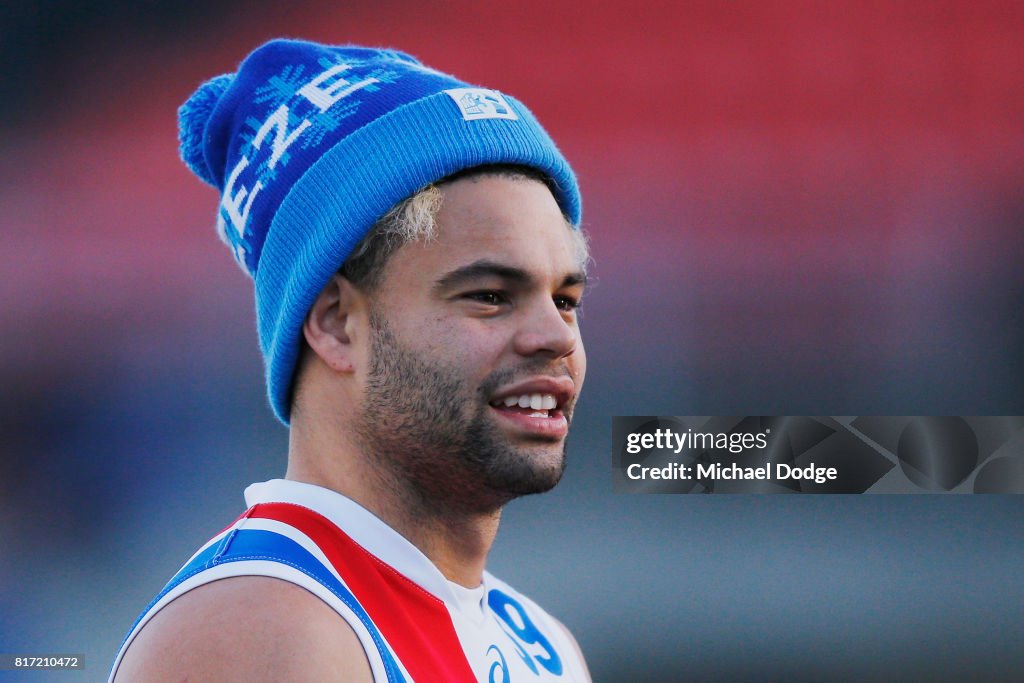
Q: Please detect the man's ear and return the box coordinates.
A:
[302,274,366,374]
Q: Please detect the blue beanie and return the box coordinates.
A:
[177,38,581,425]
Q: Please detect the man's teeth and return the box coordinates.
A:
[494,394,558,411]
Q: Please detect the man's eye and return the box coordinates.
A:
[554,295,581,312]
[465,291,507,306]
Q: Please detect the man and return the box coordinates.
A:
[110,38,591,682]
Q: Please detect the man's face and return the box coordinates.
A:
[353,174,587,513]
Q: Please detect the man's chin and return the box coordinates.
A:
[483,444,567,498]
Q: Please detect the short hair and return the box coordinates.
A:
[340,164,590,291]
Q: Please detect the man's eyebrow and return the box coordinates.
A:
[434,259,587,290]
[562,272,588,288]
[435,260,530,289]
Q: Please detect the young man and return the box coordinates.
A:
[110,39,591,681]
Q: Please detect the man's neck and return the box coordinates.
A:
[285,426,500,588]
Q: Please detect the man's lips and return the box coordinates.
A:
[488,403,569,438]
[488,376,574,413]
[487,376,575,438]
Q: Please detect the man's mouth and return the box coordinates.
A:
[488,393,560,419]
[486,377,574,439]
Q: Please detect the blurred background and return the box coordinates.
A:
[2,1,1023,680]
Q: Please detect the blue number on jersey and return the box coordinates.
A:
[487,589,563,676]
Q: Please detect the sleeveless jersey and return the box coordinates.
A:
[109,479,588,682]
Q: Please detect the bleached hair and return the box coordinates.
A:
[340,165,589,290]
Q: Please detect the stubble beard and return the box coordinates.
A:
[354,316,570,517]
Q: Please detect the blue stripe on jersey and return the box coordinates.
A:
[115,528,407,683]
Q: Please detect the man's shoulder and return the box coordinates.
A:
[113,576,373,682]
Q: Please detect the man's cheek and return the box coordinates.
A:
[571,341,587,389]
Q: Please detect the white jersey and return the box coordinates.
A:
[110,479,588,682]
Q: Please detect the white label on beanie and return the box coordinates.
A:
[444,88,518,121]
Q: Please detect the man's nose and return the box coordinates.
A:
[512,298,578,359]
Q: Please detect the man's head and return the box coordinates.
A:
[177,38,581,424]
[294,166,588,511]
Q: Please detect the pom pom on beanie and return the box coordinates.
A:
[177,74,234,187]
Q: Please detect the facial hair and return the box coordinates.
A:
[354,315,570,515]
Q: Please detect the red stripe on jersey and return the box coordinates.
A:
[216,508,251,536]
[247,502,477,683]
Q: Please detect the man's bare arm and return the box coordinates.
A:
[113,576,373,682]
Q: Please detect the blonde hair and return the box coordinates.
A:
[341,166,589,289]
